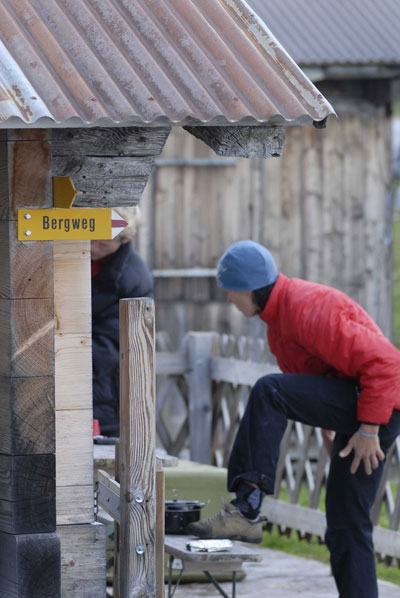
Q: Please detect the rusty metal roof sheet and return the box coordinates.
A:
[247,0,400,67]
[0,0,335,129]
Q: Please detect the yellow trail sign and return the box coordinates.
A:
[18,208,128,241]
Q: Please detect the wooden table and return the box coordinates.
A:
[164,535,262,598]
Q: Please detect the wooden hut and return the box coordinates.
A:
[0,1,335,596]
[142,0,400,348]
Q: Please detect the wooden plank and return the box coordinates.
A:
[0,375,54,455]
[0,454,55,534]
[119,298,156,597]
[58,522,106,598]
[54,333,92,410]
[187,332,218,463]
[155,351,187,375]
[55,409,93,489]
[54,238,94,533]
[51,127,171,206]
[56,485,94,526]
[261,498,326,539]
[53,240,91,334]
[0,530,60,598]
[97,469,121,524]
[51,127,171,157]
[211,356,280,387]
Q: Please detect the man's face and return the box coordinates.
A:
[227,290,259,318]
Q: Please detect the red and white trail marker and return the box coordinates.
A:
[111,210,128,239]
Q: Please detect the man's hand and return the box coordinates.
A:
[339,427,384,474]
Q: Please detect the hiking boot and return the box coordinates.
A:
[186,501,264,544]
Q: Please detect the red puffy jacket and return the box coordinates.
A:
[260,273,400,424]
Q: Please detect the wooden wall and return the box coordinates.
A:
[138,99,393,348]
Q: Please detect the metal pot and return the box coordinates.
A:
[165,499,206,534]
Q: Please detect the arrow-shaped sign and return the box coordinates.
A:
[111,211,129,239]
[53,176,77,209]
[18,208,128,241]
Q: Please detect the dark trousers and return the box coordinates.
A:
[227,373,400,598]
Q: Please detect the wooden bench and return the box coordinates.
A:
[164,534,262,598]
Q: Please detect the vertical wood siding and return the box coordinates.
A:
[139,101,393,347]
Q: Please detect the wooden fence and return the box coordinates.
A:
[155,331,400,565]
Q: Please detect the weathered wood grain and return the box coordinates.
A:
[56,485,94,525]
[51,156,151,206]
[54,238,94,532]
[54,333,92,410]
[184,125,286,158]
[57,522,106,598]
[9,134,52,214]
[0,375,54,455]
[0,531,60,598]
[51,127,171,157]
[0,221,53,300]
[54,240,91,334]
[0,297,54,377]
[51,127,171,206]
[0,129,59,595]
[0,454,55,534]
[119,298,156,597]
[55,409,93,489]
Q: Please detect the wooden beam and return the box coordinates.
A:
[0,129,60,595]
[51,127,171,207]
[0,375,54,454]
[184,125,286,158]
[0,454,55,534]
[0,531,60,597]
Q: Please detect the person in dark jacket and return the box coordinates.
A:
[188,240,400,598]
[91,206,153,438]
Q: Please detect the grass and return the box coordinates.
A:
[260,486,400,586]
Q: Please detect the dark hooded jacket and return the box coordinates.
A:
[92,241,153,436]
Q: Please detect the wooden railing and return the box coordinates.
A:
[155,331,400,564]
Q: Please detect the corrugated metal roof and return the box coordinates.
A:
[0,0,335,128]
[247,0,400,67]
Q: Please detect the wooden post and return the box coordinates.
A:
[187,332,219,464]
[54,239,106,597]
[119,298,157,597]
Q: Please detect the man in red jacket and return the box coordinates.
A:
[188,240,400,598]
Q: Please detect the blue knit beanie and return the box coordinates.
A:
[216,240,278,291]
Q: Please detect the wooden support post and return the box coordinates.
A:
[187,332,219,464]
[54,239,106,597]
[0,129,61,596]
[119,298,157,597]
